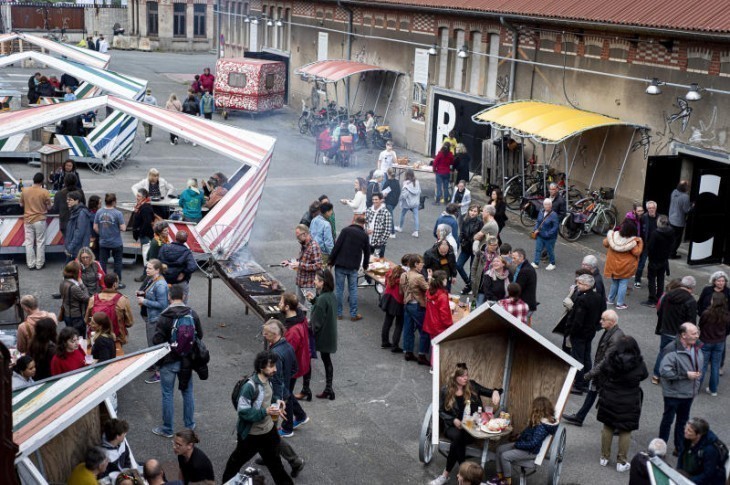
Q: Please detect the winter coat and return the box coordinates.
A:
[310,291,338,353]
[382,178,401,207]
[131,202,155,241]
[178,188,205,221]
[647,226,674,268]
[17,311,58,353]
[470,245,497,299]
[284,311,311,379]
[60,279,90,319]
[450,188,471,216]
[494,201,508,229]
[459,216,483,255]
[78,260,105,295]
[597,351,648,431]
[423,245,457,278]
[51,188,86,233]
[401,270,428,307]
[659,338,704,398]
[131,177,174,199]
[453,152,471,183]
[438,381,502,431]
[432,150,454,175]
[158,242,197,283]
[697,285,730,316]
[235,373,274,441]
[423,288,452,338]
[534,209,559,240]
[141,277,169,324]
[584,325,625,388]
[513,260,538,311]
[153,303,203,390]
[565,289,604,340]
[65,204,92,256]
[182,97,199,115]
[480,270,510,302]
[677,430,727,484]
[433,213,459,241]
[515,419,559,454]
[658,288,698,336]
[603,230,643,279]
[591,267,607,302]
[329,224,370,271]
[269,337,297,399]
[698,308,730,344]
[399,180,421,209]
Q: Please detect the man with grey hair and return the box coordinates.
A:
[531,198,559,271]
[564,309,624,426]
[366,170,384,209]
[581,255,606,301]
[652,276,697,383]
[475,204,499,243]
[635,200,658,288]
[658,322,703,456]
[628,438,667,484]
[642,214,674,307]
[564,273,604,394]
[547,182,566,220]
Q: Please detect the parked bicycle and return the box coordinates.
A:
[504,165,581,210]
[559,187,618,242]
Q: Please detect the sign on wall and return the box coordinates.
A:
[318,32,328,61]
[430,90,491,168]
[250,23,259,52]
[413,48,429,85]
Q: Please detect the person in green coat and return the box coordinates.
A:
[302,269,338,401]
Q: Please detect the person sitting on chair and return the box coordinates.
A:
[429,363,502,485]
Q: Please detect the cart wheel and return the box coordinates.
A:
[419,403,435,464]
[222,111,229,120]
[547,424,566,485]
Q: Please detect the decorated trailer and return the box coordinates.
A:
[214,57,286,119]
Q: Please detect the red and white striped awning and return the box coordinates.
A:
[0,32,110,69]
[295,59,401,83]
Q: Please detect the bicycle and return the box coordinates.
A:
[559,187,618,242]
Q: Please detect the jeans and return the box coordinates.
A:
[574,389,598,422]
[386,204,396,234]
[435,174,450,202]
[571,338,592,388]
[381,312,404,347]
[659,397,693,451]
[534,237,556,265]
[203,112,213,120]
[701,342,724,393]
[334,266,358,317]
[159,360,195,435]
[222,427,292,484]
[601,425,632,463]
[456,251,473,285]
[403,303,428,354]
[607,277,630,306]
[647,263,667,303]
[143,122,153,138]
[653,334,675,378]
[24,220,47,269]
[100,245,124,282]
[399,207,419,232]
[281,379,307,433]
[370,245,386,258]
[636,251,648,282]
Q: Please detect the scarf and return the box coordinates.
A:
[154,231,170,246]
[134,196,151,213]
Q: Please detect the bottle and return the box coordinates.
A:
[470,298,477,311]
[462,399,471,422]
[18,178,23,192]
[475,406,483,425]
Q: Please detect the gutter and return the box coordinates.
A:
[330,0,730,43]
[500,17,517,101]
[337,0,354,60]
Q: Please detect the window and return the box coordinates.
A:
[265,73,274,90]
[194,4,206,37]
[147,2,158,36]
[228,72,247,88]
[173,3,186,37]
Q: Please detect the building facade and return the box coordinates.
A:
[125,0,214,51]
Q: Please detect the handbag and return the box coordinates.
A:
[530,212,549,239]
[57,282,68,321]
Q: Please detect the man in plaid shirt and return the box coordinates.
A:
[498,283,530,325]
[283,224,322,298]
[365,193,392,258]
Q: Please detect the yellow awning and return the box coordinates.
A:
[472,100,645,144]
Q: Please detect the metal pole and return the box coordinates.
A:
[612,128,638,209]
[589,127,610,191]
[373,72,386,113]
[564,142,570,209]
[216,0,221,58]
[207,273,213,318]
[568,134,582,178]
[542,144,547,196]
[500,131,505,191]
[350,76,361,112]
[501,329,516,410]
[382,73,400,124]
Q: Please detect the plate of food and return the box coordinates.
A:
[480,418,509,434]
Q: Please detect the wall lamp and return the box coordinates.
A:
[457,45,469,58]
[275,19,283,27]
[427,44,438,56]
[645,78,663,95]
[686,83,702,101]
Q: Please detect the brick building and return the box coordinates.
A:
[217,0,730,263]
[125,0,214,51]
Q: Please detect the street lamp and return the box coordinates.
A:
[251,17,259,25]
[275,19,283,27]
[457,45,469,58]
[243,16,250,23]
[427,44,438,56]
[686,83,702,101]
[645,78,662,95]
[267,19,274,27]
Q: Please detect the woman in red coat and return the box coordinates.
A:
[280,293,312,398]
[432,143,455,204]
[50,327,87,376]
[423,270,453,366]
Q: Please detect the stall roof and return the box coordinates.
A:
[0,32,110,69]
[295,59,401,83]
[472,100,646,144]
[12,345,170,461]
[0,51,146,100]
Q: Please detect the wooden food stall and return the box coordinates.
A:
[419,304,582,484]
[214,58,286,119]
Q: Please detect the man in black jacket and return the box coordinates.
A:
[132,188,156,282]
[564,274,604,394]
[328,215,371,321]
[564,309,624,425]
[151,284,203,438]
[510,249,537,324]
[635,201,658,288]
[642,215,674,307]
[382,168,400,238]
[159,230,197,302]
[651,275,697,382]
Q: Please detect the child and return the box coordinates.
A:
[423,270,453,365]
[487,396,558,485]
[380,255,407,351]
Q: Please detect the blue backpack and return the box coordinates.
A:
[171,313,196,356]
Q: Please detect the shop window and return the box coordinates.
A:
[147,1,158,36]
[194,4,206,37]
[173,3,186,37]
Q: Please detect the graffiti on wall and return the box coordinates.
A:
[496,75,510,99]
[631,128,652,160]
[666,98,692,133]
[688,106,716,144]
[652,99,727,156]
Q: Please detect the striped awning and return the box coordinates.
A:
[472,100,646,144]
[295,59,401,83]
[0,32,109,68]
[0,95,276,256]
[12,345,170,460]
[0,51,146,100]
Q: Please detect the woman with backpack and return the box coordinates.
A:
[395,169,422,238]
[138,259,170,384]
[60,261,90,337]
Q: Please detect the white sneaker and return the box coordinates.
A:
[412,231,419,238]
[170,141,175,145]
[394,226,402,233]
[389,233,396,239]
[192,142,197,147]
[600,458,608,467]
[145,137,151,143]
[429,476,448,485]
[531,262,539,269]
[546,264,556,271]
[616,462,630,473]
[706,387,718,397]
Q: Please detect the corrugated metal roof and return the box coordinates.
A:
[364,0,730,33]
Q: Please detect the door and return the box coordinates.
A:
[687,168,730,265]
[429,91,491,170]
[643,155,682,214]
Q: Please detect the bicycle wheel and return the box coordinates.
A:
[520,206,536,228]
[592,209,617,236]
[298,115,309,135]
[504,181,522,210]
[559,214,582,242]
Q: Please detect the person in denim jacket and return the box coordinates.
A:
[137,258,169,383]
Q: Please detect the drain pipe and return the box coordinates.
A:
[338,0,354,113]
[500,17,518,101]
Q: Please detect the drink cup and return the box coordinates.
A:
[85,354,94,365]
[271,402,280,422]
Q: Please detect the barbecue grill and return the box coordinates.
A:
[0,261,22,326]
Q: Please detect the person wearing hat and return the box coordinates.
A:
[142,89,158,143]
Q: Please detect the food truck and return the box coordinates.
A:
[213,57,286,119]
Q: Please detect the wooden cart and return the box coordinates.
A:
[418,303,582,484]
